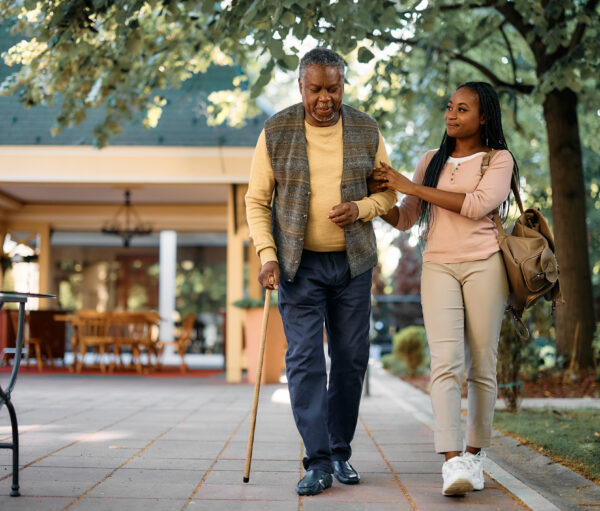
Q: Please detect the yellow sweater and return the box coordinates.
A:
[245,119,396,265]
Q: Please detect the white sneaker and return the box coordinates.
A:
[462,451,485,490]
[442,455,475,496]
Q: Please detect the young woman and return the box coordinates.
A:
[371,82,517,496]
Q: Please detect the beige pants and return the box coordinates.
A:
[421,252,508,453]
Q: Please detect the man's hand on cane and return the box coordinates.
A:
[259,261,280,290]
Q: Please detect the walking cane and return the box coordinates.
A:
[243,276,274,483]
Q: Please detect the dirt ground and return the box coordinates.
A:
[402,369,600,398]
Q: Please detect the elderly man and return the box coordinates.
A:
[245,48,396,496]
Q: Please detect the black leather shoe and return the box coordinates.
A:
[296,469,333,496]
[332,460,360,485]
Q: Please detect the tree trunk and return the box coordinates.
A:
[543,88,595,369]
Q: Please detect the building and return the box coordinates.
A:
[0,27,268,381]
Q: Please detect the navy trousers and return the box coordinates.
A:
[278,250,372,473]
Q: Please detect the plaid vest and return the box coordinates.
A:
[264,103,379,282]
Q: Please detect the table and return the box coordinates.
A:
[0,291,55,497]
[55,311,161,373]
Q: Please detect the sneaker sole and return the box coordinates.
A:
[443,477,474,496]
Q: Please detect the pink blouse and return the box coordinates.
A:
[396,149,514,263]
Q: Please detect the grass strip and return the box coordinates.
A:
[493,407,600,482]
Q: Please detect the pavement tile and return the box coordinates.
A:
[70,497,188,510]
[124,457,214,471]
[395,472,442,486]
[0,496,72,511]
[204,470,300,486]
[381,450,443,462]
[353,473,398,487]
[0,480,91,497]
[186,500,297,511]
[53,444,140,458]
[360,441,433,452]
[302,501,409,511]
[194,482,298,501]
[15,466,111,483]
[87,480,198,499]
[407,487,526,510]
[346,460,390,473]
[221,441,300,460]
[161,430,234,441]
[143,441,225,459]
[396,473,501,492]
[213,459,299,473]
[303,483,410,505]
[32,455,132,469]
[109,468,207,484]
[389,460,442,474]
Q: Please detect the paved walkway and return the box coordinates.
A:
[0,366,597,510]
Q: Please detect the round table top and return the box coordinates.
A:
[0,291,56,299]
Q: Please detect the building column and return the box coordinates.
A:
[159,230,177,342]
[37,223,51,309]
[226,184,246,382]
[248,242,262,301]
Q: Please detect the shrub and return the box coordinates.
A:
[391,325,428,377]
[381,353,409,376]
[593,323,600,381]
[497,313,525,412]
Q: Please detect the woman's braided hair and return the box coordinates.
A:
[418,81,519,236]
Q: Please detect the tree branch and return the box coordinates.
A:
[500,25,517,84]
[396,2,494,15]
[568,0,600,50]
[494,2,547,68]
[458,19,506,54]
[368,30,535,95]
[450,52,535,94]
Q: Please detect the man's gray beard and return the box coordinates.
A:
[312,106,336,123]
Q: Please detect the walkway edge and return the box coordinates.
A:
[368,365,560,511]
[483,457,561,511]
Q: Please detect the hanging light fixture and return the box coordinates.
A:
[101,190,152,247]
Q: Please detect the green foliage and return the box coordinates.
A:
[391,325,428,377]
[175,262,226,318]
[381,352,409,377]
[593,323,600,380]
[498,300,559,411]
[3,1,598,153]
[517,301,558,378]
[494,408,600,481]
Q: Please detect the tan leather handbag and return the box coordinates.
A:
[481,151,562,335]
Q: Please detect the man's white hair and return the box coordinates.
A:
[299,48,345,80]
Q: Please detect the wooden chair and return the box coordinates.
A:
[73,312,113,373]
[156,313,196,372]
[8,310,54,372]
[110,312,159,374]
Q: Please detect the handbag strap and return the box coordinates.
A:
[481,150,524,215]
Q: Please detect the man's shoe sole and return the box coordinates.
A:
[442,477,474,496]
[296,476,332,496]
[296,480,332,496]
[333,473,360,485]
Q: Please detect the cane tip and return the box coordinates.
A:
[243,477,250,483]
